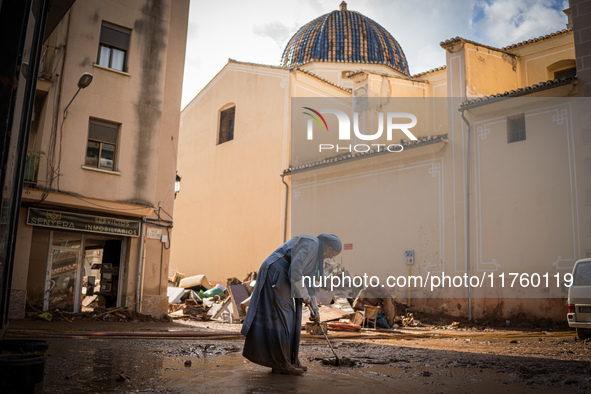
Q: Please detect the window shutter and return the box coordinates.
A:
[89,119,119,143]
[219,106,235,143]
[100,23,130,50]
[507,113,526,143]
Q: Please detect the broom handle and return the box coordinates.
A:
[322,327,340,361]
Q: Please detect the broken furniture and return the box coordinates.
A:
[228,284,249,317]
[179,274,213,291]
[363,305,379,329]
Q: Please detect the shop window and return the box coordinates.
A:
[507,113,526,143]
[85,119,119,170]
[97,22,130,72]
[218,105,235,144]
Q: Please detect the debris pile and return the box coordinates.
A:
[32,306,171,322]
[167,272,257,323]
[167,269,416,331]
[398,312,422,328]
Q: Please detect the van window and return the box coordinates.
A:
[573,262,591,286]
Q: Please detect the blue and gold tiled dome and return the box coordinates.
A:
[280,2,409,75]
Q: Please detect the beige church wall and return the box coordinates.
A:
[290,94,441,168]
[464,43,519,98]
[290,72,353,167]
[299,61,407,88]
[510,34,575,87]
[292,71,353,99]
[383,77,428,97]
[350,74,432,100]
[422,71,448,98]
[173,65,291,283]
[368,97,448,140]
[410,297,566,321]
[291,147,447,288]
[444,44,467,99]
[465,100,583,300]
[289,95,587,318]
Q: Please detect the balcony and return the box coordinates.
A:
[24,151,43,187]
[38,45,58,81]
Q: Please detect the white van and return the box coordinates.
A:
[567,258,591,340]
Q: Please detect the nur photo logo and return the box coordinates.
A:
[302,107,418,153]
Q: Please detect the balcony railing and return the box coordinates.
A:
[24,151,42,187]
[38,45,58,80]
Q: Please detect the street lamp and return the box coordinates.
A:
[63,72,93,119]
[174,173,181,198]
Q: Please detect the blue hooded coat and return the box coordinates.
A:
[241,234,326,369]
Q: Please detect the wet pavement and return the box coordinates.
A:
[34,336,591,393]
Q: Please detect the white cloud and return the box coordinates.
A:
[473,0,567,46]
[253,22,298,48]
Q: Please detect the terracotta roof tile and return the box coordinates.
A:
[460,77,576,108]
[411,65,446,79]
[293,68,352,93]
[502,28,573,50]
[284,134,448,174]
[439,37,512,55]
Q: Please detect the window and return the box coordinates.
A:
[573,261,591,286]
[218,106,235,144]
[85,119,119,171]
[554,67,576,79]
[507,113,526,143]
[97,22,130,72]
[547,59,576,80]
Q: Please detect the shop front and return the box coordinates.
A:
[25,208,140,313]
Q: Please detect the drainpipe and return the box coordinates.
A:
[136,218,146,313]
[280,173,289,243]
[459,109,472,321]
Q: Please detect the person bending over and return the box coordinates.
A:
[241,234,342,375]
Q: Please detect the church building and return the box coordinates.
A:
[173,2,587,320]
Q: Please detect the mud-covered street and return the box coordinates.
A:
[6,319,591,393]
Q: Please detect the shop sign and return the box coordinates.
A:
[27,208,140,237]
[52,263,76,276]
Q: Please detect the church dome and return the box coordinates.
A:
[280,2,409,75]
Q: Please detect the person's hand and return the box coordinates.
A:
[309,308,320,323]
[308,297,320,323]
[302,298,311,306]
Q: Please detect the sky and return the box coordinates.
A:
[180,0,569,109]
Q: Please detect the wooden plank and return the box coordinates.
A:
[82,295,97,307]
[302,304,350,325]
[228,284,249,317]
[212,297,233,320]
[334,297,354,313]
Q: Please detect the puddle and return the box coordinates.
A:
[313,357,363,367]
[36,337,591,393]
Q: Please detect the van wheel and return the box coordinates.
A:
[576,328,590,340]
